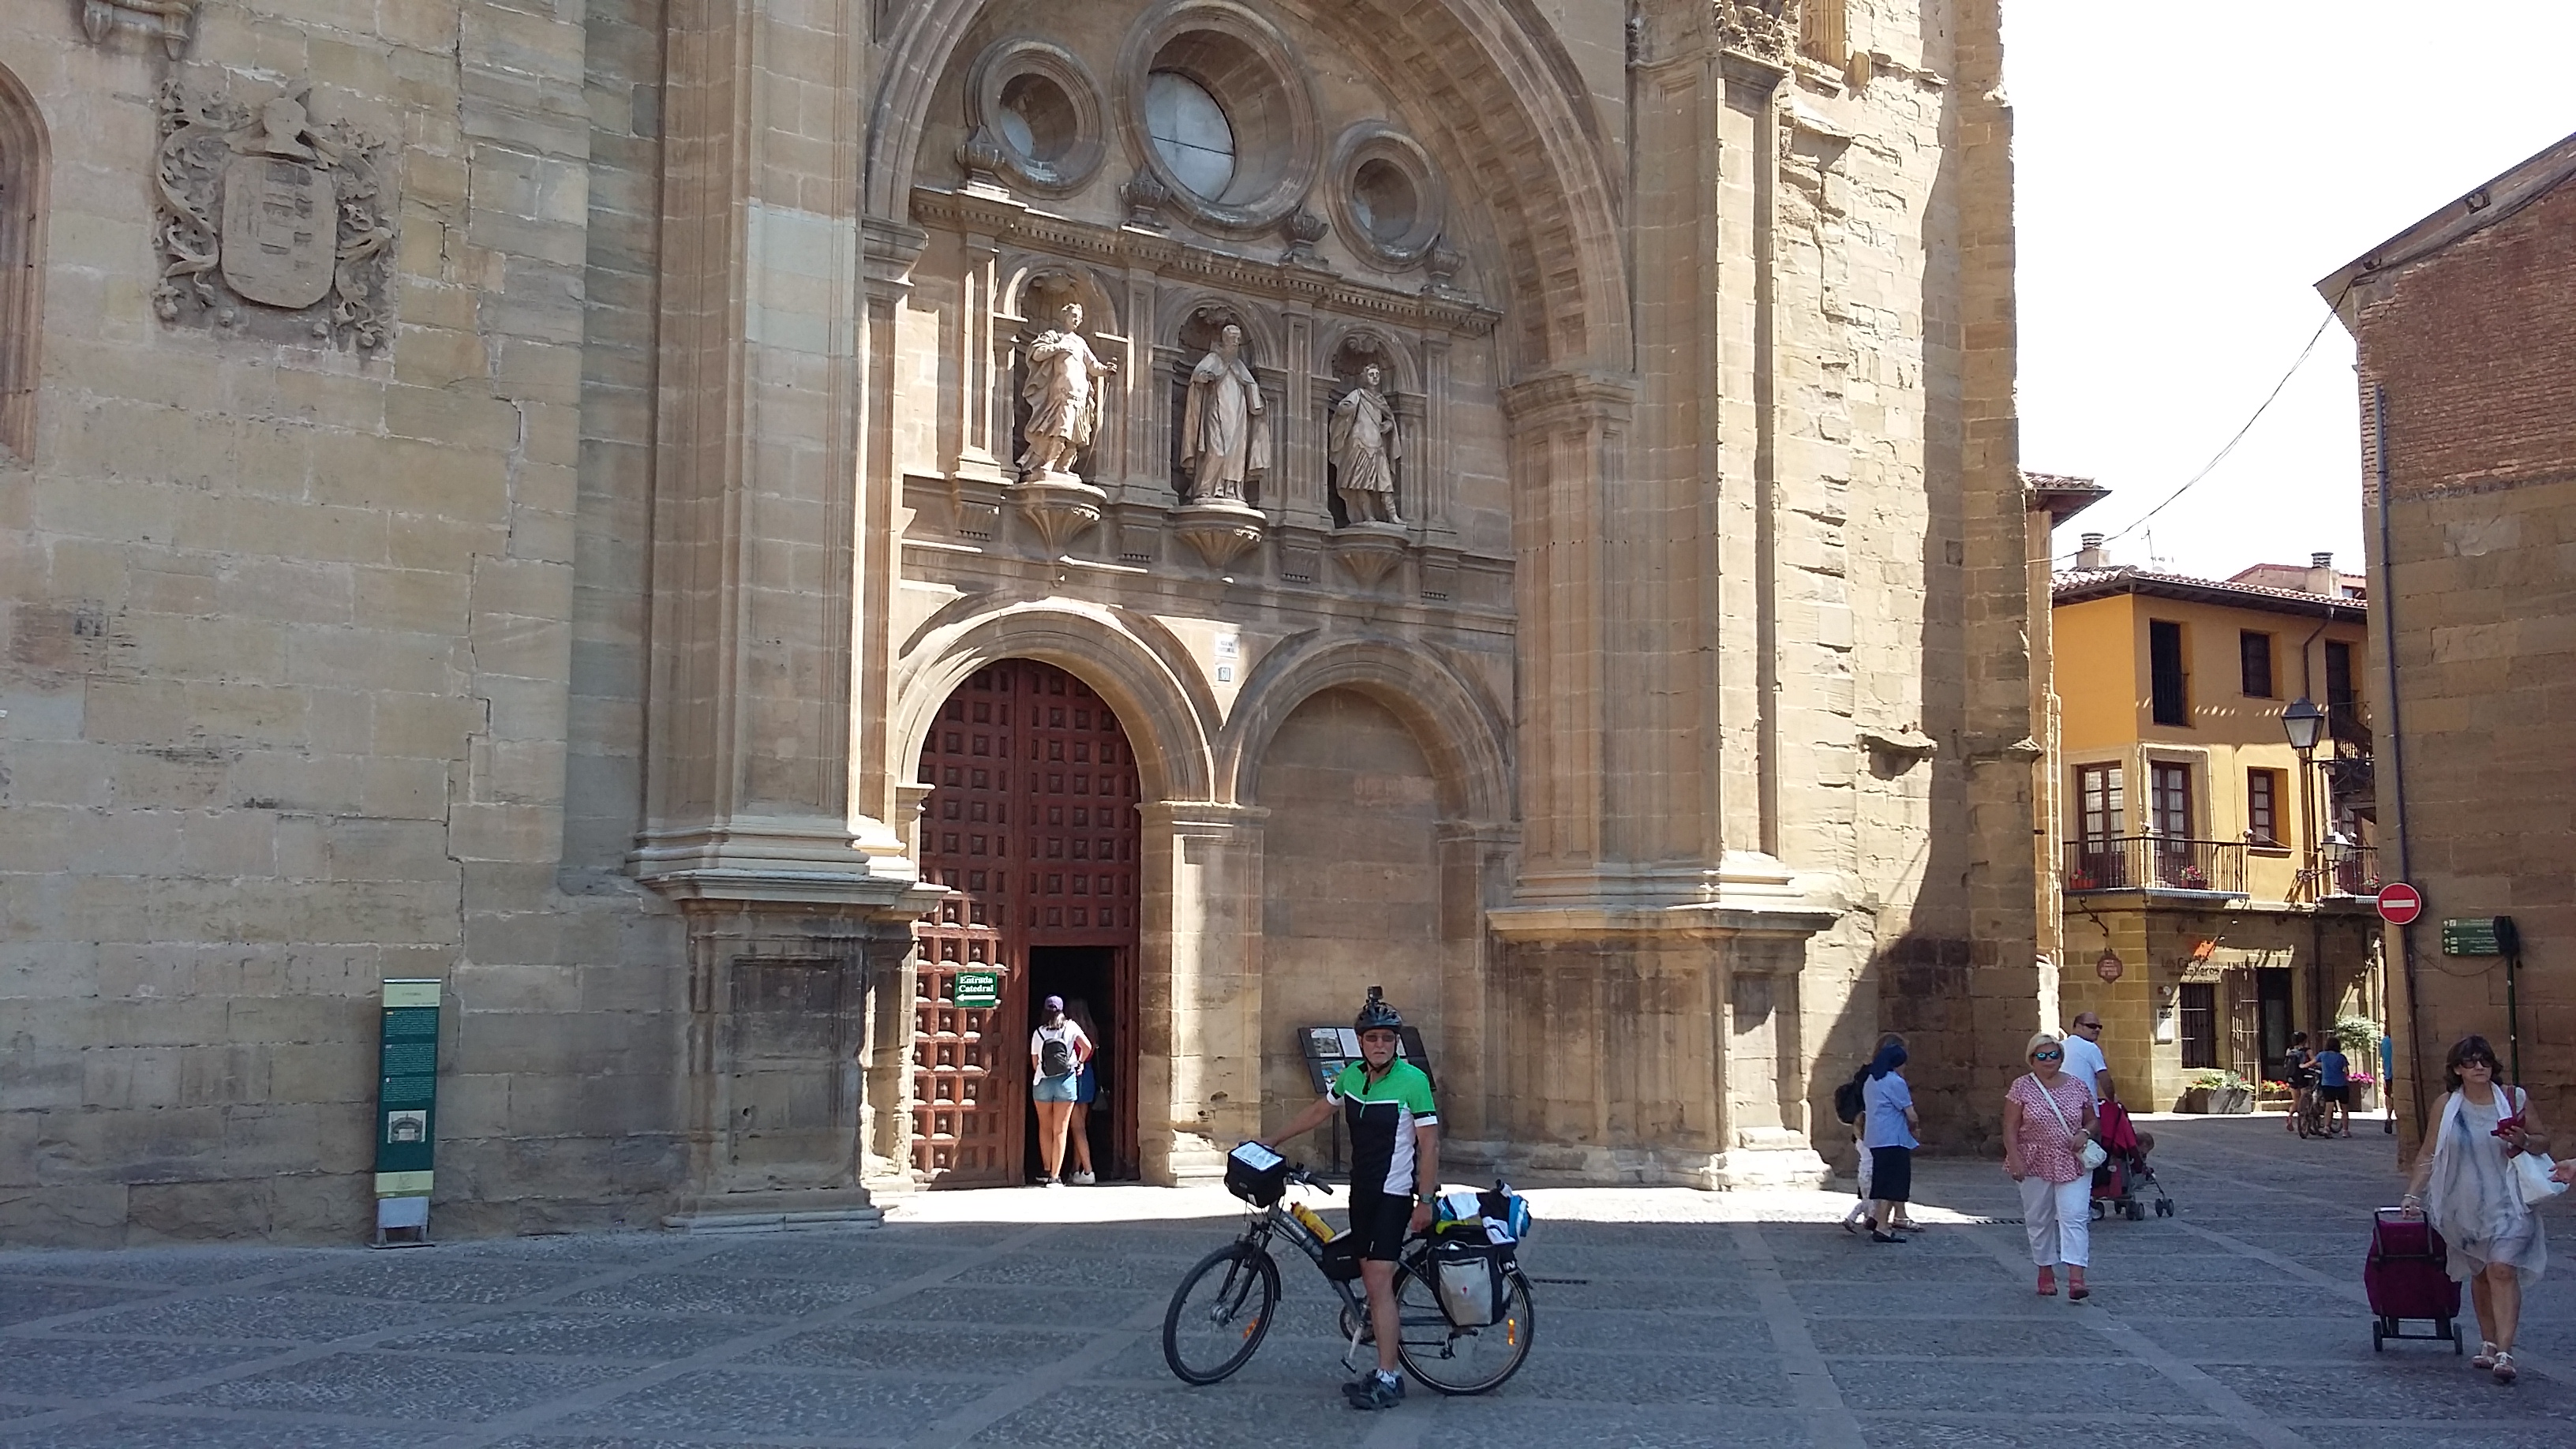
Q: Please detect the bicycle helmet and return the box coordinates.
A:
[1353,986,1403,1034]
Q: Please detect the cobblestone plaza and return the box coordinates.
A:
[3,1118,2570,1447]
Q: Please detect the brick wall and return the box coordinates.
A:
[2350,170,2576,1153]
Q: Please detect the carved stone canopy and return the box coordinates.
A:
[80,0,197,59]
[912,185,1497,338]
[1715,0,1797,67]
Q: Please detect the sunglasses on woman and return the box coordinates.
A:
[2031,1050,2062,1061]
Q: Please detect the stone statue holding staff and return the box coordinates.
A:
[1018,301,1114,481]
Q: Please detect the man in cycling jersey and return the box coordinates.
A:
[1257,987,1438,1411]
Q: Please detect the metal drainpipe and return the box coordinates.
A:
[2372,384,2429,1144]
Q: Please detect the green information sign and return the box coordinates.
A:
[951,969,1002,1009]
[374,979,440,1242]
[2442,918,2503,957]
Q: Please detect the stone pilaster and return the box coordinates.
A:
[1138,802,1267,1184]
[639,0,936,1217]
[1951,0,2043,1144]
[636,0,920,909]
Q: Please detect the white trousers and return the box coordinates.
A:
[2020,1174,2091,1267]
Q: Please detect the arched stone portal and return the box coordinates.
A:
[912,661,1144,1186]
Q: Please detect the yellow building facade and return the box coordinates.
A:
[2050,546,2382,1110]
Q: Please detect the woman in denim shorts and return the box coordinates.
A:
[1030,995,1091,1187]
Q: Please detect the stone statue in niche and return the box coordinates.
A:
[1017,301,1114,481]
[1329,364,1402,525]
[1180,324,1268,504]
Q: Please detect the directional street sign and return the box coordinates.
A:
[2441,918,2503,957]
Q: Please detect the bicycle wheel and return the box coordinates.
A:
[1163,1243,1280,1385]
[1394,1262,1533,1395]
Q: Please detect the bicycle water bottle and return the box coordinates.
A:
[1290,1201,1335,1242]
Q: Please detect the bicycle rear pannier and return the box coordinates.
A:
[1430,1230,1511,1327]
[1224,1140,1288,1208]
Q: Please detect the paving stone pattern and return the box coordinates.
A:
[1,1118,2569,1447]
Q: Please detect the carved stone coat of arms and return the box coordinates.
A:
[152,83,394,350]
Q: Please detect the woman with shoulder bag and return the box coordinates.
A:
[2003,1032,2100,1301]
[2402,1034,2555,1383]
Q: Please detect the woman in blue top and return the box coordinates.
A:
[1860,1039,1919,1243]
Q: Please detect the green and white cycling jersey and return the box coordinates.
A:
[1328,1058,1439,1196]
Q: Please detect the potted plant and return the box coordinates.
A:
[2346,1071,2376,1112]
[2181,1069,2252,1114]
[2176,863,2211,891]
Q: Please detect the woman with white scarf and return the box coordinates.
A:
[2402,1034,2552,1383]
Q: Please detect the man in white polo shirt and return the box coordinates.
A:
[2062,1013,2114,1103]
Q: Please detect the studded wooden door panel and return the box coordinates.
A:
[912,661,1142,1185]
[912,665,1024,1184]
[1016,671,1141,949]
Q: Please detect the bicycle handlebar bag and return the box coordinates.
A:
[1225,1140,1289,1207]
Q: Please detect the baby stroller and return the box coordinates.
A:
[2088,1099,2174,1221]
[2367,1208,2463,1352]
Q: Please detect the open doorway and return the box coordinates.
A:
[1025,945,1136,1181]
[911,659,1145,1187]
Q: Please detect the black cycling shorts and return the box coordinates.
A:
[1346,1185,1413,1262]
[2321,1084,2351,1105]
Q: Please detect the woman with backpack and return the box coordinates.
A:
[1030,995,1092,1188]
[1837,1032,1906,1235]
[1858,1036,1919,1242]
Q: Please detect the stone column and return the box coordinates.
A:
[638,0,920,901]
[1479,21,1837,1189]
[641,0,938,1215]
[1138,802,1267,1184]
[1952,0,2045,1145]
[1434,823,1517,1151]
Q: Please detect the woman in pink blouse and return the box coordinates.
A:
[2004,1032,2099,1300]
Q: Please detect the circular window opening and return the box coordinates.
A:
[998,73,1080,166]
[1145,70,1235,200]
[1350,158,1417,245]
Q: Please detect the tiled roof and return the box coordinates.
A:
[2051,564,2368,619]
[2226,562,2368,593]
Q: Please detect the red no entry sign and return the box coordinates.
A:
[2378,882,2423,926]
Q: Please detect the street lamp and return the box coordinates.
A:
[2281,696,2326,753]
[2281,698,2327,903]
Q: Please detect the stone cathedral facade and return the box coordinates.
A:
[0,0,2041,1241]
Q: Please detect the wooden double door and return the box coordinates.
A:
[911,661,1143,1185]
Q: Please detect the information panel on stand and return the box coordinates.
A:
[1296,1025,1435,1093]
[373,979,442,1243]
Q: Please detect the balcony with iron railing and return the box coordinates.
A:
[2064,837,2248,897]
[2325,845,2380,900]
